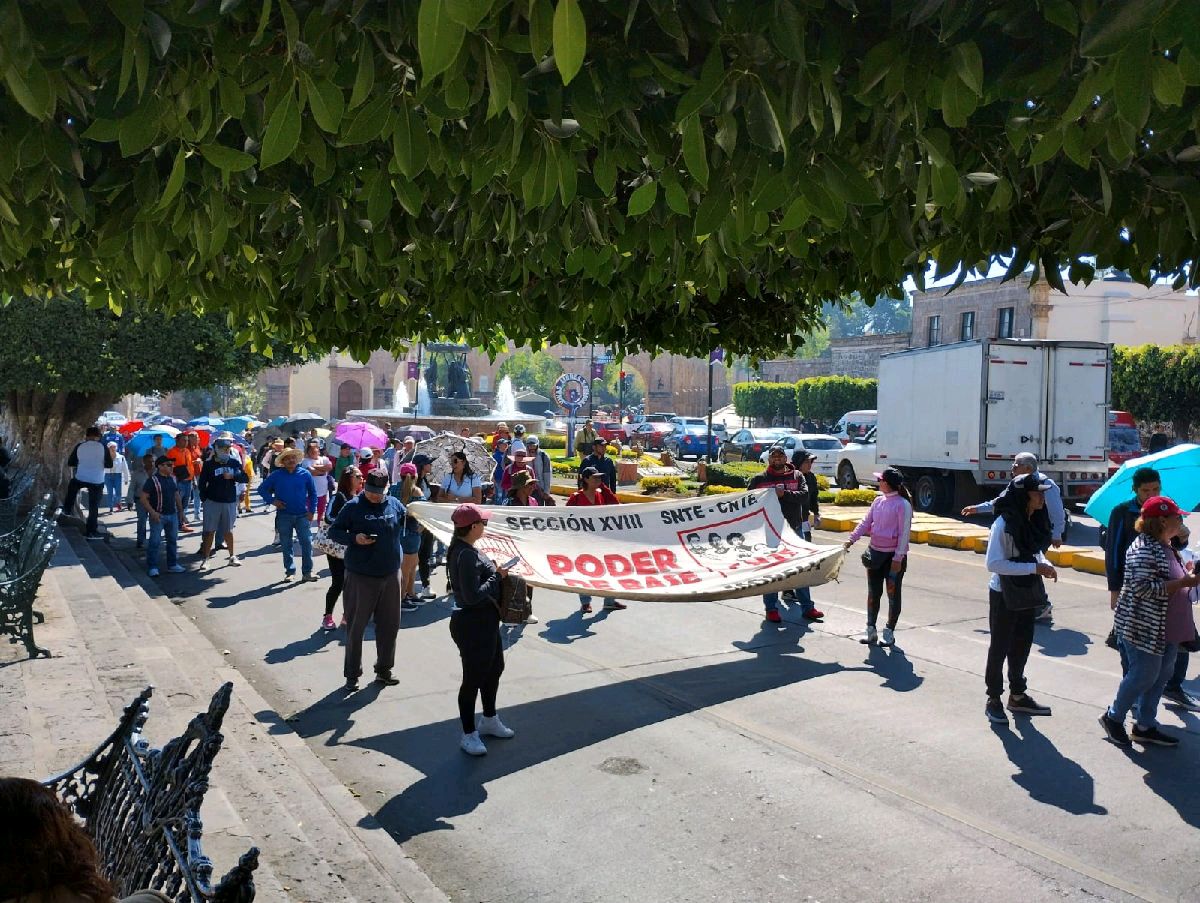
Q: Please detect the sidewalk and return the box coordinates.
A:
[0,526,448,903]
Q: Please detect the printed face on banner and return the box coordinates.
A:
[408,490,844,602]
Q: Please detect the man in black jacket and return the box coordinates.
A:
[197,437,249,568]
[581,438,617,492]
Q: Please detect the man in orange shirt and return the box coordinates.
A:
[166,431,199,532]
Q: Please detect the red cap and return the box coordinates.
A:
[451,503,490,528]
[1140,495,1184,518]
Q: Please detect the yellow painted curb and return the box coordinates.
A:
[820,515,864,532]
[927,528,989,550]
[1071,550,1107,576]
[1047,545,1089,568]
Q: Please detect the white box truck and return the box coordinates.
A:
[849,339,1111,512]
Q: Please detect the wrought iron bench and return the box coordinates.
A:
[0,508,57,658]
[0,463,37,533]
[43,683,259,902]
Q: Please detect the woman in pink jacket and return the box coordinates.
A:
[844,467,913,647]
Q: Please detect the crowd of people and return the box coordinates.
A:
[63,419,1200,756]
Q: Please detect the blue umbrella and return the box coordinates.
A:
[269,415,287,427]
[223,415,254,433]
[188,415,224,427]
[1084,443,1200,525]
[127,427,179,458]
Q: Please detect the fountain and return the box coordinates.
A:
[416,377,432,415]
[394,382,411,413]
[493,376,518,414]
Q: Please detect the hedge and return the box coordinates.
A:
[732,382,797,420]
[794,376,878,424]
[641,475,683,494]
[705,461,763,489]
[702,484,739,495]
[832,488,878,506]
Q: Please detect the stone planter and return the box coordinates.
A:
[617,461,640,484]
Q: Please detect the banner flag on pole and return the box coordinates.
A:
[709,347,725,364]
[590,362,606,380]
[406,361,419,380]
[410,490,845,602]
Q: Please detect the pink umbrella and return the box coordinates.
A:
[334,421,389,450]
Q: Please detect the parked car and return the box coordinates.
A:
[835,427,880,489]
[666,425,721,461]
[98,410,127,426]
[629,420,674,450]
[719,428,796,463]
[669,416,729,440]
[832,409,877,445]
[758,433,842,478]
[596,420,627,444]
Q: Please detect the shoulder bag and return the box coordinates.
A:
[999,572,1048,611]
[495,573,533,624]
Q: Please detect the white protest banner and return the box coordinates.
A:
[409,489,846,602]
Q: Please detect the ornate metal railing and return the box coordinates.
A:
[0,496,57,658]
[43,683,259,902]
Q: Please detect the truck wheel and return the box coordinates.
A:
[914,474,948,513]
[838,462,858,490]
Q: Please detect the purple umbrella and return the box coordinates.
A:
[334,420,389,450]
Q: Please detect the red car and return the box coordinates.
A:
[629,421,674,450]
[596,420,627,444]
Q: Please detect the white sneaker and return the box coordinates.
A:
[460,731,488,756]
[860,625,878,645]
[148,567,160,577]
[524,615,539,624]
[477,714,515,738]
[167,564,185,574]
[227,556,242,567]
[199,556,210,570]
[881,627,895,646]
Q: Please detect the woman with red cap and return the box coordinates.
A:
[1100,495,1200,748]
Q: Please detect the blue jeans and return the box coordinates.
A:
[276,513,313,576]
[136,504,149,546]
[779,586,816,613]
[178,480,194,520]
[1110,639,1179,729]
[104,473,123,511]
[1166,649,1192,693]
[146,513,179,570]
[191,480,202,520]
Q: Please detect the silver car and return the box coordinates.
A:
[758,434,841,477]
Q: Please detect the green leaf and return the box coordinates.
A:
[664,180,689,215]
[745,83,785,155]
[1041,0,1078,35]
[485,47,512,119]
[1114,37,1152,128]
[778,196,810,230]
[155,147,187,210]
[552,0,586,85]
[0,195,18,225]
[1028,128,1062,165]
[218,76,245,119]
[340,94,391,145]
[556,147,577,205]
[304,76,345,133]
[145,12,172,59]
[1098,161,1112,213]
[200,143,256,171]
[392,102,430,177]
[419,0,467,80]
[627,179,657,216]
[106,0,143,30]
[985,177,1013,212]
[940,73,978,127]
[1079,0,1163,58]
[1151,57,1185,106]
[349,37,375,109]
[279,0,299,55]
[823,158,877,206]
[366,172,392,225]
[259,84,301,168]
[447,0,492,29]
[242,244,258,262]
[770,0,806,63]
[4,60,54,120]
[951,42,983,96]
[675,47,724,122]
[593,149,616,195]
[118,97,162,157]
[694,183,731,236]
[251,0,273,46]
[681,115,709,189]
[529,0,553,59]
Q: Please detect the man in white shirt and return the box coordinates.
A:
[65,425,113,538]
[300,438,333,522]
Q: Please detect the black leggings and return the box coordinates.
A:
[866,551,907,629]
[450,610,504,733]
[325,556,345,617]
[418,529,435,585]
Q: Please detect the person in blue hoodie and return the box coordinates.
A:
[257,447,317,582]
[328,469,407,690]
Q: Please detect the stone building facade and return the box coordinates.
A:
[909,276,1036,348]
[758,333,911,383]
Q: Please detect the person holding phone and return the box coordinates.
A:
[447,503,514,756]
[328,469,408,691]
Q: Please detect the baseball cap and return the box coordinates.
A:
[1141,495,1184,518]
[593,437,607,446]
[795,450,817,463]
[412,453,433,470]
[525,435,540,446]
[398,462,418,477]
[873,466,906,487]
[363,470,389,493]
[155,455,172,466]
[451,503,490,528]
[1012,472,1054,493]
[580,466,601,479]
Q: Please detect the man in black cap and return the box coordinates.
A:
[581,437,617,492]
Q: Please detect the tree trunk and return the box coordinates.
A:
[1,389,110,506]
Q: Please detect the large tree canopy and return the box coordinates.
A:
[1,1,1197,360]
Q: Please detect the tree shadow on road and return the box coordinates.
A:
[206,582,290,608]
[265,627,343,664]
[293,639,848,843]
[991,718,1106,815]
[863,644,924,692]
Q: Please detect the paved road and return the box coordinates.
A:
[100,503,1199,903]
